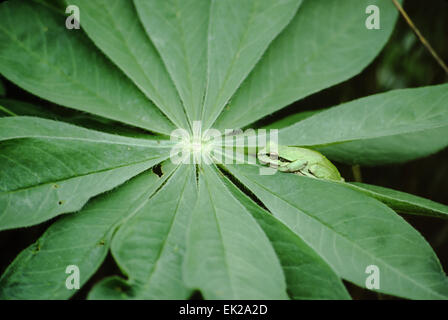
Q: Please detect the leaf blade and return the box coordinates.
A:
[214,0,399,130]
[226,164,448,300]
[221,171,351,299]
[183,165,288,299]
[347,182,448,219]
[69,0,190,130]
[278,84,448,148]
[202,0,302,129]
[0,167,173,300]
[134,0,210,123]
[90,165,197,299]
[0,0,174,134]
[0,117,172,230]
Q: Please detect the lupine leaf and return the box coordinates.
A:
[221,170,351,299]
[225,164,448,300]
[0,164,178,299]
[0,0,174,134]
[183,165,288,299]
[134,0,210,123]
[214,0,399,130]
[201,0,302,129]
[346,182,448,219]
[89,164,197,299]
[69,0,190,130]
[278,84,448,147]
[0,117,172,230]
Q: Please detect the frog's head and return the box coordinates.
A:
[257,142,294,169]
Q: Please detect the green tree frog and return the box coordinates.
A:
[257,142,344,182]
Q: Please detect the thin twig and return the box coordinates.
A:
[0,105,17,117]
[391,0,448,74]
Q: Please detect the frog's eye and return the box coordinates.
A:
[269,153,278,160]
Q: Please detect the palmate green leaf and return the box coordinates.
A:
[134,0,210,123]
[214,0,400,130]
[278,84,448,164]
[0,164,177,300]
[0,0,174,135]
[225,164,448,300]
[0,117,172,230]
[201,0,302,129]
[68,0,190,130]
[89,164,197,300]
[0,0,446,302]
[346,182,448,219]
[183,165,288,299]
[221,171,350,299]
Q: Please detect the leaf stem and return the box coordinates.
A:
[352,164,362,182]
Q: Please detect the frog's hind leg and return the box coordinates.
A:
[296,163,319,178]
[301,170,318,179]
[259,157,284,170]
[282,159,308,173]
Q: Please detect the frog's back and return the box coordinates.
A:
[296,147,343,181]
[311,162,344,181]
[294,147,328,163]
